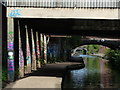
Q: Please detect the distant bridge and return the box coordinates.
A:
[78,40,120,49]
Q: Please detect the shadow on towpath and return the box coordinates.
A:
[29,62,84,77]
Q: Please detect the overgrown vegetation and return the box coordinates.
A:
[2,67,7,82]
[14,65,19,80]
[104,48,120,70]
[83,45,100,54]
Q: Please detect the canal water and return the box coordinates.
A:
[62,55,120,88]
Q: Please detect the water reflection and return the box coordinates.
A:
[63,55,120,88]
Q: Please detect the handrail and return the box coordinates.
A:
[2,0,120,8]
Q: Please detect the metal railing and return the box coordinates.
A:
[2,0,120,8]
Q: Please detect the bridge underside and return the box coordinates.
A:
[7,7,120,38]
[17,18,120,38]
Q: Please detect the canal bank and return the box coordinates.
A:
[4,62,85,89]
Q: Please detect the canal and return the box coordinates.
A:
[62,55,120,88]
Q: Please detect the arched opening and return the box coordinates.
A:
[71,44,110,58]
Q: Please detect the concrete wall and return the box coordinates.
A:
[7,7,119,19]
[47,37,68,62]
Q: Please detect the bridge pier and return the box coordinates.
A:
[31,29,37,70]
[36,32,41,68]
[7,18,14,81]
[6,17,50,81]
[25,25,31,74]
[18,20,24,78]
[40,34,44,65]
[43,34,47,63]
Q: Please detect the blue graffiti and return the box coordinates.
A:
[26,56,31,64]
[8,8,21,17]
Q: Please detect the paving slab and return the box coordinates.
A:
[5,76,62,88]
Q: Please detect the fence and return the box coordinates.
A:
[2,0,120,8]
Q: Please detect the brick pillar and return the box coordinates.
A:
[31,29,37,70]
[18,20,24,78]
[7,18,14,81]
[25,25,31,73]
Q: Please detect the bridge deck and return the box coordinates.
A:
[7,7,119,19]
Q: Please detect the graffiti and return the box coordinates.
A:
[26,56,31,64]
[8,32,14,34]
[8,51,14,59]
[19,48,24,67]
[8,8,21,17]
[8,32,14,42]
[8,60,14,71]
[8,51,14,71]
[37,41,40,58]
[8,42,14,51]
[26,30,31,65]
[26,42,31,64]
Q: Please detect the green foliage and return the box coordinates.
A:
[14,65,19,80]
[2,68,7,82]
[104,49,120,70]
[86,45,100,54]
[39,58,46,65]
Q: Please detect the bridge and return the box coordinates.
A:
[1,0,120,19]
[1,0,120,86]
[78,40,120,49]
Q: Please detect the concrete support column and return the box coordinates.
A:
[25,25,31,73]
[31,29,37,70]
[7,18,14,81]
[40,34,44,65]
[43,35,47,63]
[18,20,24,78]
[36,32,41,68]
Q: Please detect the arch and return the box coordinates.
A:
[71,47,88,56]
[82,48,87,55]
[78,40,120,50]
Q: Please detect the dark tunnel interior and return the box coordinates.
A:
[17,18,120,38]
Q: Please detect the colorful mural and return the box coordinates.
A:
[36,32,41,68]
[36,32,40,58]
[8,42,14,51]
[18,21,24,77]
[26,25,31,73]
[8,59,14,71]
[8,39,14,72]
[7,18,14,81]
[19,48,24,67]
